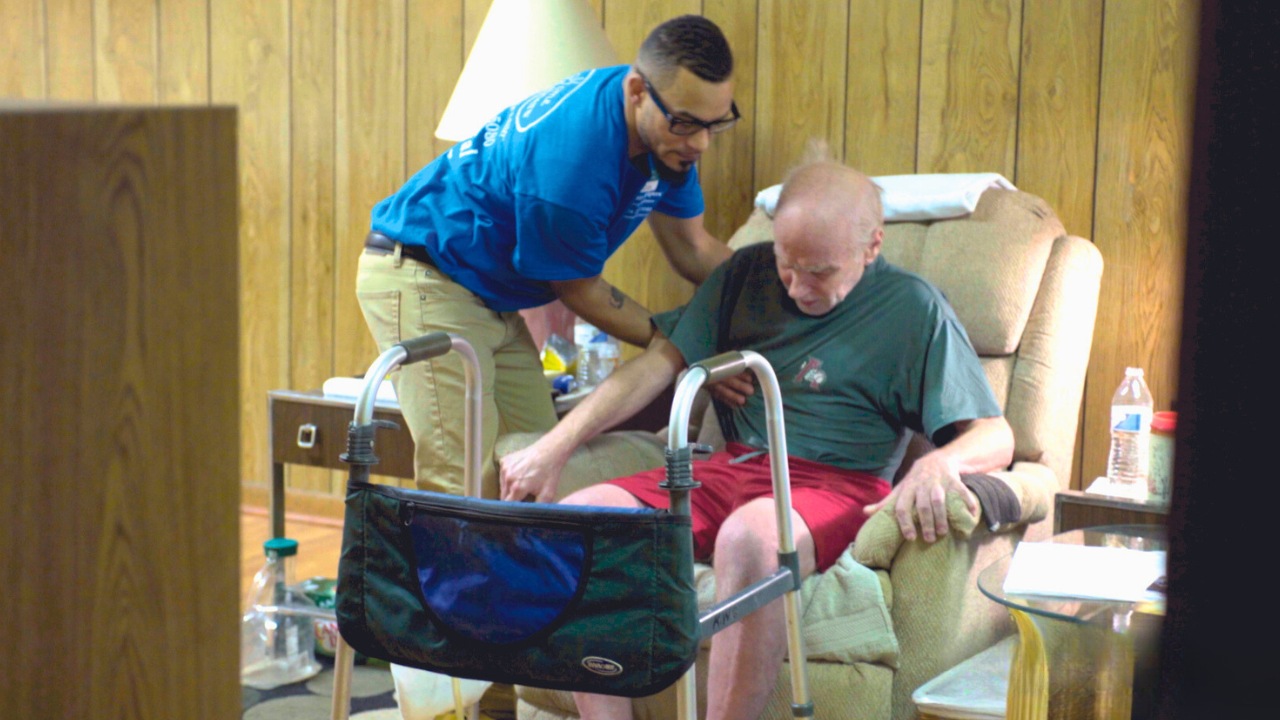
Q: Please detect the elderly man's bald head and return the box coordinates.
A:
[770,160,885,316]
[774,161,883,249]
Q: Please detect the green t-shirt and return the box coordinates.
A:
[653,243,1002,478]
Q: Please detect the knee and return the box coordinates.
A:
[559,483,642,509]
[713,513,778,575]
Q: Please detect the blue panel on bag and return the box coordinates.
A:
[409,512,587,644]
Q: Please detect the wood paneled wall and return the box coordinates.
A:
[1,0,1198,495]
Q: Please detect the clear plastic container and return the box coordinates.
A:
[1106,367,1154,491]
[1148,410,1177,503]
[241,537,323,690]
[573,318,620,389]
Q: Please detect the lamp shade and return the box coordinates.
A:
[434,0,619,141]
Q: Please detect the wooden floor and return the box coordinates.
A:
[240,506,343,611]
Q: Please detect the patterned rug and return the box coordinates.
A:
[241,655,518,719]
[241,655,398,719]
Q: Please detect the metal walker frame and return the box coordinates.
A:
[328,334,814,720]
[665,350,813,719]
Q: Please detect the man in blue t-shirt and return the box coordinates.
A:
[499,161,1016,720]
[357,16,740,497]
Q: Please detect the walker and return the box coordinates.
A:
[329,333,814,720]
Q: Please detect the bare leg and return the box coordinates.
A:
[704,499,816,720]
[572,692,637,720]
[559,483,645,508]
[561,483,644,720]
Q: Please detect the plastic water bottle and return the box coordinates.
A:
[595,333,620,382]
[1106,367,1154,491]
[241,538,322,690]
[573,319,620,389]
[573,318,599,387]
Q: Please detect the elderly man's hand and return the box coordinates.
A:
[498,441,567,503]
[706,370,755,408]
[862,450,979,542]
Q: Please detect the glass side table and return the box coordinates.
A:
[978,525,1166,720]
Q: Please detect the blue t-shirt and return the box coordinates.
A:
[371,65,705,311]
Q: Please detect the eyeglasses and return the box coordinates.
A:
[638,72,740,136]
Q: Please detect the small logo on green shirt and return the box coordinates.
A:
[794,357,827,391]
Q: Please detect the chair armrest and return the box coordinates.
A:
[494,431,667,500]
[847,461,1059,715]
[878,526,1024,716]
[989,461,1056,524]
[851,461,1057,570]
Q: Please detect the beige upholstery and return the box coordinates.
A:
[500,188,1103,720]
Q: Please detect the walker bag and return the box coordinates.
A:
[336,482,699,697]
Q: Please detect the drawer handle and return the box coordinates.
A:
[297,423,318,449]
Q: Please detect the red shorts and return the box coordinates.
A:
[606,442,892,572]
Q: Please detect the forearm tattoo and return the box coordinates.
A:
[609,286,625,309]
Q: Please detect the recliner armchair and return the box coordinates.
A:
[499,187,1103,720]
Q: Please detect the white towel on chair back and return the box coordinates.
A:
[391,664,491,719]
[754,172,1016,222]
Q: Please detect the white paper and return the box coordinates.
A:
[1002,542,1165,603]
[321,376,399,406]
[1085,475,1150,502]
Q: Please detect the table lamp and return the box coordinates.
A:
[434,0,619,141]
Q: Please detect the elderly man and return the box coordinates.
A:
[499,160,1014,720]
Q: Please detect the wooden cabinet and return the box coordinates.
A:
[269,391,415,474]
[1054,490,1170,533]
[267,390,415,536]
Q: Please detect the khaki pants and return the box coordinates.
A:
[356,244,557,498]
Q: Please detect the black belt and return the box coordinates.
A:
[365,231,434,267]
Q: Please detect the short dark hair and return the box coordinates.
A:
[636,15,733,86]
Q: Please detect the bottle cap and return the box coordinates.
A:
[1125,366,1145,376]
[551,373,578,396]
[1152,411,1177,432]
[264,537,299,558]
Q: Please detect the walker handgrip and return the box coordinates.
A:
[691,351,750,384]
[397,332,455,364]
